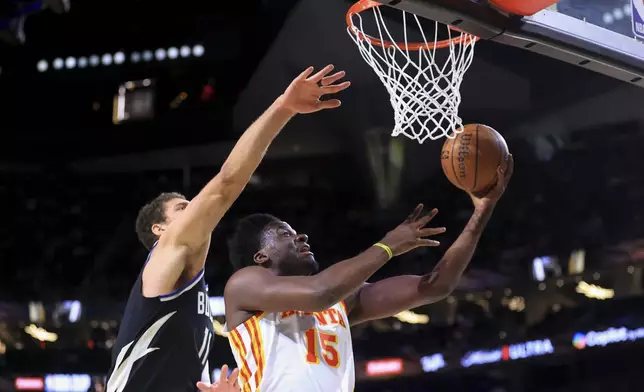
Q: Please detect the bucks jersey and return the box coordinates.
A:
[226,301,355,392]
[106,249,214,392]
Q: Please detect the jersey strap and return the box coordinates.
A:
[158,269,205,302]
[142,242,205,302]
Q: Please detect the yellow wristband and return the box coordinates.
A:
[373,242,393,260]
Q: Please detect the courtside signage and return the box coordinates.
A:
[460,339,554,368]
[572,326,644,349]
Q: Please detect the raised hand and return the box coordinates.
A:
[470,154,514,209]
[379,204,446,257]
[196,365,241,392]
[278,65,351,114]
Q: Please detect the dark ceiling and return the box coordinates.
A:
[0,0,643,166]
[0,0,299,161]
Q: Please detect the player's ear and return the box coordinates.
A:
[254,250,269,265]
[151,223,166,237]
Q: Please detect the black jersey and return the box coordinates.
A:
[106,248,214,392]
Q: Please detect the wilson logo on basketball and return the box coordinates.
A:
[457,133,473,179]
[441,124,509,194]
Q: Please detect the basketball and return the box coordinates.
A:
[440,124,509,194]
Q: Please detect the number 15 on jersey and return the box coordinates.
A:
[304,328,340,368]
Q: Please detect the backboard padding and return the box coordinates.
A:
[382,0,644,87]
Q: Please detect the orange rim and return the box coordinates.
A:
[346,0,479,50]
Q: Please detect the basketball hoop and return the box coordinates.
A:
[346,0,479,143]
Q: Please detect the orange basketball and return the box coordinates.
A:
[441,124,509,194]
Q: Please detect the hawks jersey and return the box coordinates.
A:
[226,301,355,392]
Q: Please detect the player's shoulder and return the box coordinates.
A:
[225,266,269,292]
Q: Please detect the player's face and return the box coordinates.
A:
[163,198,189,224]
[265,222,318,276]
[152,198,189,238]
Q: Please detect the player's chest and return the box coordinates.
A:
[277,307,348,334]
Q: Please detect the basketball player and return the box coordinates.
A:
[105,64,351,392]
[224,156,513,392]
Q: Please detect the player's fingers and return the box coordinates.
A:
[196,382,212,391]
[505,154,514,182]
[308,64,335,82]
[405,204,424,223]
[418,227,446,237]
[220,365,229,383]
[320,71,346,86]
[296,66,315,81]
[320,81,351,95]
[228,368,240,384]
[317,99,342,110]
[494,167,503,187]
[415,208,438,227]
[417,239,441,247]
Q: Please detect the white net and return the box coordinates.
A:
[347,5,477,144]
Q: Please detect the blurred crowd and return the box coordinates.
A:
[2,123,642,301]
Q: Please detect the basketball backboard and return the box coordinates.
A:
[381,0,644,87]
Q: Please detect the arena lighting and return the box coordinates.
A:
[420,353,446,373]
[36,60,48,72]
[572,326,644,350]
[365,358,404,377]
[568,249,585,275]
[460,338,554,368]
[36,45,206,72]
[24,324,58,342]
[501,296,525,312]
[209,296,225,316]
[44,374,91,392]
[394,310,429,324]
[57,300,82,323]
[575,281,614,300]
[28,301,45,323]
[14,377,44,391]
[603,4,632,25]
[170,92,188,109]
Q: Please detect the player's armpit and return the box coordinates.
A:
[343,275,453,326]
[225,266,334,313]
[141,244,192,298]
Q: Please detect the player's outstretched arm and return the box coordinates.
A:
[145,66,350,295]
[225,205,445,314]
[344,155,514,326]
[161,65,350,253]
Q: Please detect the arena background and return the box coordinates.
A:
[1,0,644,391]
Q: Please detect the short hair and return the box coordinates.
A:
[229,213,281,271]
[135,192,185,251]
